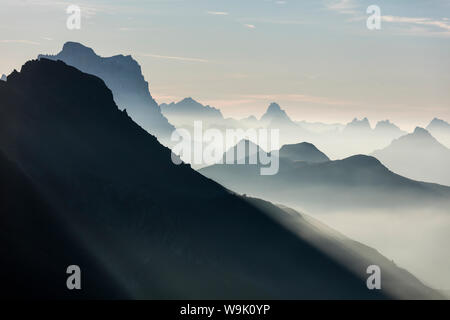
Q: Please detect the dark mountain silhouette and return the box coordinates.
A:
[372,127,450,186]
[160,97,223,122]
[0,59,441,299]
[279,142,330,163]
[0,150,125,299]
[38,42,175,145]
[200,148,450,213]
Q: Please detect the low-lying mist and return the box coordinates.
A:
[309,208,450,292]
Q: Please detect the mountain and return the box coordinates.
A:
[426,118,450,148]
[260,102,298,127]
[160,97,223,126]
[0,58,440,299]
[38,42,175,145]
[279,142,330,163]
[374,120,405,139]
[0,150,125,299]
[200,147,450,213]
[372,127,450,186]
[1,74,6,81]
[343,117,372,134]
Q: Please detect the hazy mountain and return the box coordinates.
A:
[279,142,330,163]
[296,120,344,134]
[344,117,372,134]
[426,118,450,148]
[374,120,406,139]
[372,127,450,186]
[160,97,223,125]
[200,145,450,213]
[260,102,297,127]
[38,42,175,145]
[0,58,440,299]
[1,74,6,82]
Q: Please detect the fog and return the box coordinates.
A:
[310,208,450,292]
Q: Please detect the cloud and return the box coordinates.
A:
[326,0,357,15]
[382,15,450,32]
[0,40,40,45]
[244,24,256,29]
[137,53,209,63]
[207,11,229,16]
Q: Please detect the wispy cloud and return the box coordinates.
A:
[242,93,355,106]
[137,53,209,63]
[382,15,450,32]
[207,11,229,16]
[326,0,357,15]
[0,40,40,45]
[244,24,256,29]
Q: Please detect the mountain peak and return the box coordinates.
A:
[38,42,175,143]
[279,142,330,163]
[412,126,432,137]
[260,102,294,125]
[267,102,282,112]
[61,41,96,56]
[427,118,450,129]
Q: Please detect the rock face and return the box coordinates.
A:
[0,58,442,299]
[38,42,175,145]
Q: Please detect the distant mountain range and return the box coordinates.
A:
[161,97,223,120]
[38,42,175,145]
[200,141,450,213]
[0,58,440,299]
[372,127,450,186]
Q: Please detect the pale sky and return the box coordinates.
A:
[1,0,449,131]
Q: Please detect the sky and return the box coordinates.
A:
[0,0,449,131]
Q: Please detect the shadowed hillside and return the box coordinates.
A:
[0,59,442,299]
[38,42,175,145]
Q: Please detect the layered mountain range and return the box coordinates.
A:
[0,58,441,299]
[38,42,175,145]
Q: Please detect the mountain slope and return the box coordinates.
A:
[0,150,125,299]
[200,148,450,213]
[0,59,441,299]
[38,42,175,145]
[372,127,450,186]
[426,118,450,148]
